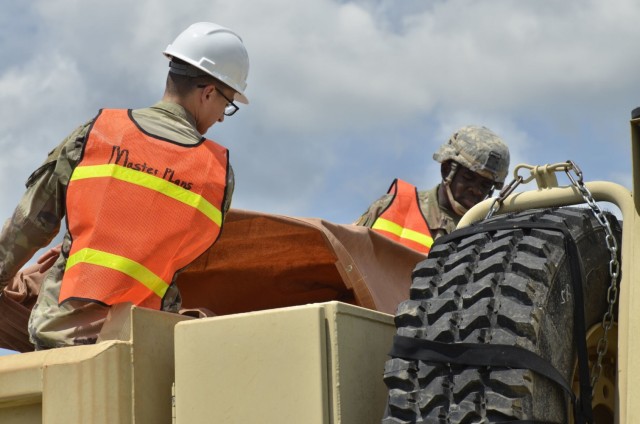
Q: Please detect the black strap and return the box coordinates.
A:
[394,218,595,424]
[488,422,557,424]
[390,336,569,424]
[390,335,576,404]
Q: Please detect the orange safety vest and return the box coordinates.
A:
[372,179,434,254]
[60,109,229,309]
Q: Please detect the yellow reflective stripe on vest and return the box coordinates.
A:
[70,164,222,226]
[372,217,434,248]
[66,247,169,299]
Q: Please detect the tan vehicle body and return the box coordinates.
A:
[0,116,639,422]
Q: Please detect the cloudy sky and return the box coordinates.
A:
[0,0,638,353]
[2,0,638,229]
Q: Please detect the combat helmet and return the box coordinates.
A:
[433,126,510,188]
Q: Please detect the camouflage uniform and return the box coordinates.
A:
[355,126,509,245]
[0,101,235,349]
[354,184,459,241]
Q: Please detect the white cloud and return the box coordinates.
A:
[0,51,89,207]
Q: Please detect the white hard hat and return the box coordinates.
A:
[164,22,250,104]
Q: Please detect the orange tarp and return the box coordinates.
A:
[0,209,425,352]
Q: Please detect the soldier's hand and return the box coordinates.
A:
[37,244,62,273]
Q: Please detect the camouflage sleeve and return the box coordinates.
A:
[0,122,91,287]
[352,194,393,227]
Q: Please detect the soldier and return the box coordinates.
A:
[354,126,510,254]
[0,22,250,349]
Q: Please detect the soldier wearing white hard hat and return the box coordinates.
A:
[0,22,251,350]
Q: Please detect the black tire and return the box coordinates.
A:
[382,207,621,423]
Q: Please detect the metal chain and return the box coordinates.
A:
[485,175,524,219]
[565,160,620,393]
[485,162,571,220]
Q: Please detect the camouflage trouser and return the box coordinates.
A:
[27,254,183,350]
[25,255,108,349]
[0,244,109,351]
[1,244,187,350]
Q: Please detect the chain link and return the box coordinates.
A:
[564,160,619,393]
[485,175,524,219]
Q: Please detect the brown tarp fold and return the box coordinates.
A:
[1,209,425,352]
[0,263,42,352]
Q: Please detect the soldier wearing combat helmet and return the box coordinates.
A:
[355,126,509,254]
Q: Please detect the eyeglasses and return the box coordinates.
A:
[458,166,495,194]
[197,85,239,116]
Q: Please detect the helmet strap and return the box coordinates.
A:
[442,162,469,216]
[443,161,458,184]
[444,182,469,216]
